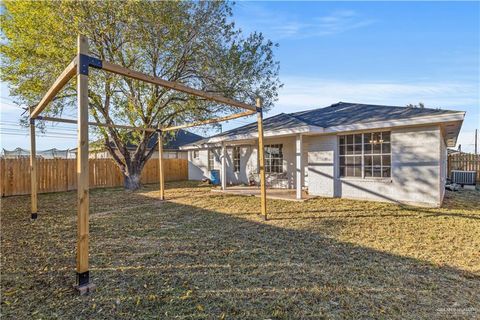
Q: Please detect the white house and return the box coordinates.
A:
[181,102,465,207]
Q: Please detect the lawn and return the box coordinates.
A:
[1,181,479,319]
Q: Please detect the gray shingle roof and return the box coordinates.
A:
[207,102,461,140]
[147,129,204,150]
[210,112,310,140]
[290,102,459,128]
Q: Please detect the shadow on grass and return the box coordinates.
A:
[1,185,479,319]
[269,208,480,221]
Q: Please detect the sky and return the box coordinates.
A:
[0,1,479,152]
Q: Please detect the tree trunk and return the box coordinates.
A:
[123,162,143,191]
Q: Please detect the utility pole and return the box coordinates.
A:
[475,129,478,155]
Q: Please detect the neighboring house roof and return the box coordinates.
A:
[73,129,203,152]
[182,102,465,148]
[142,129,204,150]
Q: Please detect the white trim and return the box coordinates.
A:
[312,112,465,134]
[206,125,313,144]
[221,142,226,190]
[181,140,256,150]
[295,134,303,200]
[339,177,393,184]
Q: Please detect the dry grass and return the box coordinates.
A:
[1,181,479,319]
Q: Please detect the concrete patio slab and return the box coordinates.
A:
[211,186,315,202]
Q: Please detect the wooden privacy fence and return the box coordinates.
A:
[447,153,480,182]
[0,158,188,197]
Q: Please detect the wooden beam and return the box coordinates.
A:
[37,116,157,132]
[256,98,267,220]
[31,57,77,118]
[75,35,94,293]
[162,110,255,132]
[158,127,165,201]
[102,60,256,112]
[29,107,38,220]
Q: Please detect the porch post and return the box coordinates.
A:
[296,134,303,200]
[221,142,226,190]
[29,107,38,219]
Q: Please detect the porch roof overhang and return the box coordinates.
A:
[180,125,318,149]
[180,111,465,150]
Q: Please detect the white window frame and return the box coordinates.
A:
[208,149,214,170]
[208,148,220,171]
[339,131,391,179]
[264,144,284,174]
[233,146,241,173]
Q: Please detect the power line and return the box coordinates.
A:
[0,126,78,135]
[0,126,77,134]
[1,119,75,126]
[0,132,77,139]
[0,129,76,136]
[0,125,78,133]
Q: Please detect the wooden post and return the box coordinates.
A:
[158,128,165,200]
[221,142,226,190]
[29,107,38,219]
[256,97,267,220]
[75,35,94,293]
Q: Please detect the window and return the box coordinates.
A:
[233,147,240,173]
[208,148,219,170]
[265,144,283,173]
[339,131,391,178]
[339,133,363,177]
[364,132,391,178]
[208,149,215,170]
[193,150,199,159]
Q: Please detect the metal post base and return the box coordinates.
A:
[31,212,38,220]
[258,213,268,221]
[74,271,96,295]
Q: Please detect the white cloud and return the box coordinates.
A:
[235,5,374,40]
[275,76,478,111]
[311,10,375,37]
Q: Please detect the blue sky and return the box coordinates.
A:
[1,1,479,152]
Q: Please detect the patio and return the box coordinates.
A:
[211,185,315,201]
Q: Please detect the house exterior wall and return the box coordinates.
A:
[439,136,447,202]
[187,137,299,188]
[306,125,442,207]
[305,135,338,197]
[188,149,210,180]
[187,124,445,207]
[225,145,255,185]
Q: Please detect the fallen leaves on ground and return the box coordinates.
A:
[1,181,479,319]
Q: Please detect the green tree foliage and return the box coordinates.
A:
[1,1,281,189]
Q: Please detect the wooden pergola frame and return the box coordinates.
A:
[29,35,267,293]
